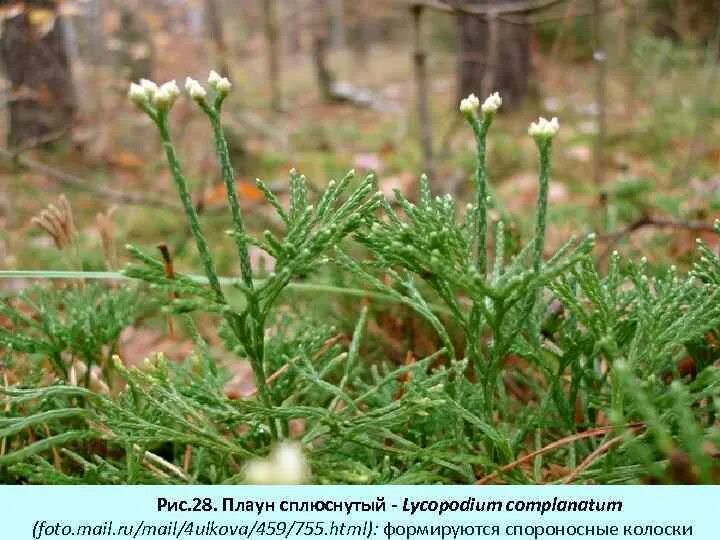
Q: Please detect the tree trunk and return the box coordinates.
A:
[313,35,335,102]
[412,5,432,177]
[204,0,231,77]
[285,0,303,56]
[348,0,370,67]
[115,6,154,83]
[312,0,334,102]
[87,0,105,66]
[456,6,530,109]
[262,0,282,111]
[0,0,77,148]
[328,0,345,49]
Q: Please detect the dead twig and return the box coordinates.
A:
[601,216,718,242]
[0,147,182,211]
[1,147,291,215]
[561,425,645,484]
[476,422,645,484]
[501,1,616,25]
[402,1,618,28]
[598,215,719,261]
[402,0,567,17]
[233,363,293,401]
[157,243,178,336]
[8,129,69,156]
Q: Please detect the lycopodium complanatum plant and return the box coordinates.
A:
[347,94,594,458]
[125,73,383,439]
[4,80,720,484]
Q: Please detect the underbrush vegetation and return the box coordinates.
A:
[2,76,720,485]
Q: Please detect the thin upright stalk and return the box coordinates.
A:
[463,104,496,422]
[156,113,225,304]
[522,130,555,342]
[205,105,254,292]
[533,138,552,274]
[203,100,274,426]
[155,110,275,436]
[467,115,492,276]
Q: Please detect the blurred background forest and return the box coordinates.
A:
[2,0,720,284]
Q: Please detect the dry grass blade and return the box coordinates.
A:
[30,194,76,250]
[96,206,118,269]
[183,445,193,474]
[143,448,190,482]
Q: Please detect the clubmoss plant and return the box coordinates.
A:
[350,94,593,444]
[125,72,383,439]
[528,116,560,275]
[460,91,501,274]
[4,87,720,485]
[0,283,147,387]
